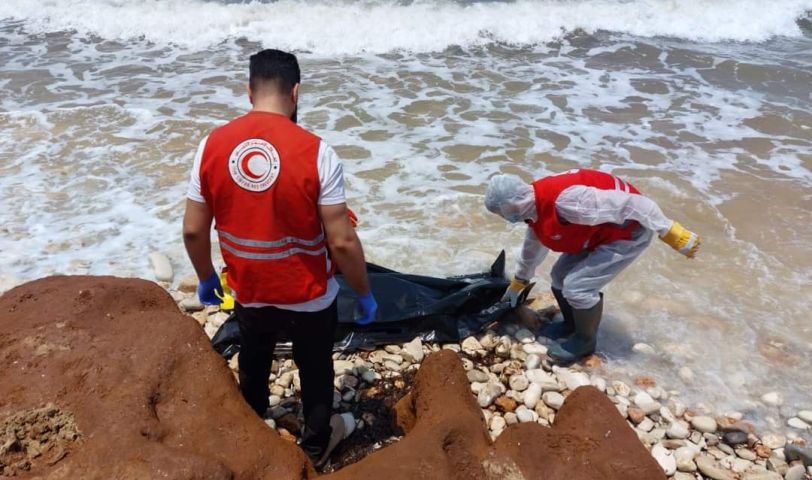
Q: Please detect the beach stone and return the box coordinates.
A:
[756,444,774,459]
[495,396,517,413]
[628,408,646,424]
[467,369,490,383]
[522,343,547,355]
[741,472,782,480]
[612,380,631,397]
[696,454,737,480]
[489,415,506,435]
[523,383,542,409]
[724,430,749,446]
[798,411,812,424]
[508,374,529,391]
[149,252,174,282]
[401,338,424,363]
[761,392,784,407]
[661,439,685,450]
[784,444,812,466]
[787,417,810,430]
[667,421,691,439]
[514,328,535,343]
[735,447,757,461]
[515,406,534,423]
[361,370,380,383]
[384,345,401,354]
[669,398,687,418]
[180,297,204,312]
[730,457,754,473]
[525,353,541,370]
[637,417,654,433]
[762,433,787,450]
[479,332,497,350]
[559,370,590,390]
[590,376,606,392]
[441,343,461,352]
[542,391,564,410]
[692,416,718,433]
[632,343,656,355]
[461,336,484,354]
[268,395,281,408]
[675,446,698,471]
[383,360,402,372]
[525,369,559,391]
[784,464,806,480]
[478,382,505,408]
[651,443,676,476]
[178,274,198,293]
[381,353,403,364]
[678,367,694,384]
[334,360,355,375]
[504,412,518,425]
[674,473,695,480]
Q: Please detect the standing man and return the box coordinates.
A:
[183,49,377,467]
[485,169,700,364]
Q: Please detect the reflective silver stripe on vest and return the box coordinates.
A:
[221,242,326,260]
[219,230,324,248]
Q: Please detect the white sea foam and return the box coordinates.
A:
[1,0,811,54]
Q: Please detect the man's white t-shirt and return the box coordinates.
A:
[187,135,345,312]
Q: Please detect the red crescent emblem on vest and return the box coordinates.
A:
[241,152,267,180]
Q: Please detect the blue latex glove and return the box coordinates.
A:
[197,272,223,306]
[356,292,378,325]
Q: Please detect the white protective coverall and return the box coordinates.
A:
[514,185,674,309]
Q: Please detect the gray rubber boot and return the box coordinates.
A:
[539,287,575,339]
[547,296,603,364]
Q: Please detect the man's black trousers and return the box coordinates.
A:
[235,300,337,459]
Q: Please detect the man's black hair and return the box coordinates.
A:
[249,49,301,94]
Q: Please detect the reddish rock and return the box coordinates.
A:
[492,387,667,480]
[0,276,312,479]
[583,354,603,369]
[628,408,647,424]
[495,396,518,413]
[634,376,656,388]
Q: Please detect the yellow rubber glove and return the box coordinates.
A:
[660,221,701,258]
[502,276,529,307]
[216,271,235,311]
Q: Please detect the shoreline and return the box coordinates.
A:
[162,267,811,479]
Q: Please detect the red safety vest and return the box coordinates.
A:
[199,111,328,305]
[530,169,641,253]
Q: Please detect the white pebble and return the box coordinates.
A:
[542,391,565,410]
[761,391,784,407]
[612,380,631,397]
[632,343,656,355]
[559,370,590,390]
[522,343,547,355]
[651,443,676,476]
[400,337,425,363]
[516,406,534,423]
[787,417,810,430]
[525,353,541,370]
[797,410,812,424]
[691,416,717,433]
[667,421,690,440]
[678,367,694,384]
[523,383,542,409]
[149,252,174,282]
